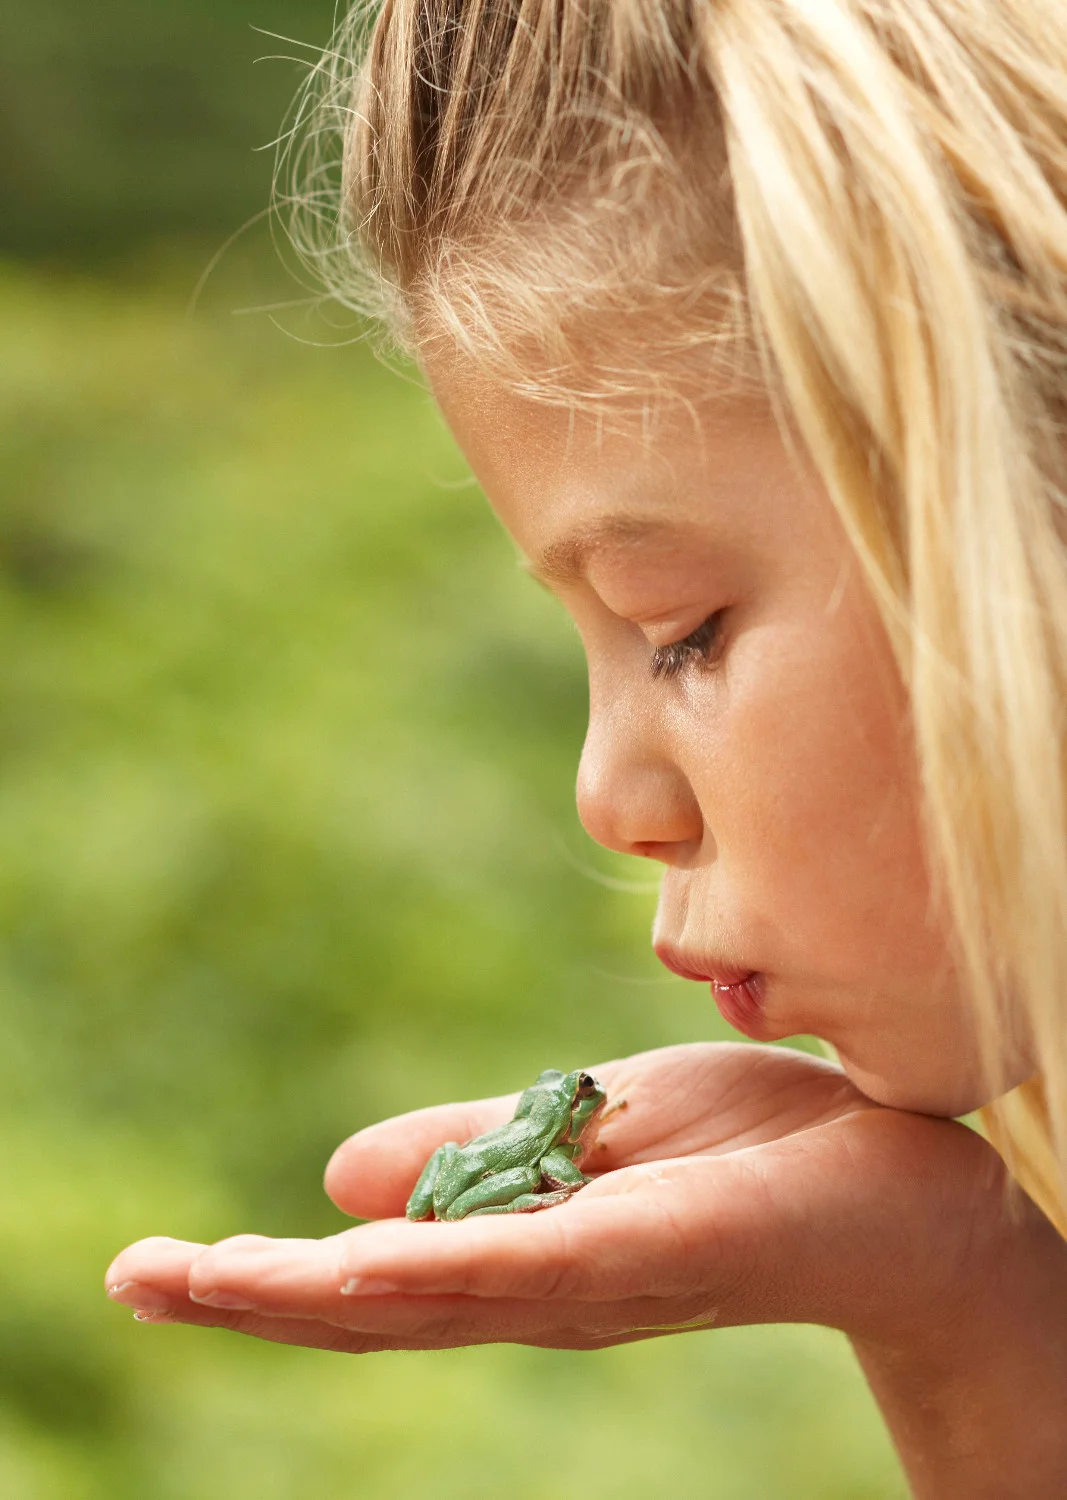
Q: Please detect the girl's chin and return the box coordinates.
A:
[836,1054,992,1120]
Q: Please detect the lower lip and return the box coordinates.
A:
[709,973,767,1039]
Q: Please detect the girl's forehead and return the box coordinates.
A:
[426,356,827,557]
[427,349,771,446]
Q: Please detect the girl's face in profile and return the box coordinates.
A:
[427,360,1030,1118]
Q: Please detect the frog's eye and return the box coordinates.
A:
[577,1073,597,1091]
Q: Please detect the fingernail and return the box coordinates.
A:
[188,1289,257,1310]
[340,1276,402,1297]
[133,1309,174,1323]
[108,1281,171,1312]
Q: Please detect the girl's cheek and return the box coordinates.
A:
[705,633,930,973]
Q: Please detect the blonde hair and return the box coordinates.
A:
[280,0,1067,1236]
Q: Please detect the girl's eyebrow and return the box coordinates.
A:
[523,515,682,586]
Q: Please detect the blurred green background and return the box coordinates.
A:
[0,3,905,1496]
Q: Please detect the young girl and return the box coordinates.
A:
[106,2,1067,1492]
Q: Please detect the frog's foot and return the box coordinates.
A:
[538,1147,589,1192]
[464,1188,575,1216]
[405,1142,459,1222]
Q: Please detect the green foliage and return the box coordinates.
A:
[0,261,904,1497]
[3,0,335,258]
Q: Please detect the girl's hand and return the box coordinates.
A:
[104,1042,1022,1355]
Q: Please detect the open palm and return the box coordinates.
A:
[106,1042,1009,1353]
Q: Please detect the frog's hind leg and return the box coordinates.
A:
[405,1141,458,1221]
[538,1147,589,1191]
[465,1189,574,1216]
[442,1162,542,1220]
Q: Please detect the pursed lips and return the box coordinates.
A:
[652,941,772,1041]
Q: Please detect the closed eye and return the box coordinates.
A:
[649,612,726,680]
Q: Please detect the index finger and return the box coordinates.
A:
[324,1093,519,1219]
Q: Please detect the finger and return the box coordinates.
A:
[177,1159,742,1316]
[104,1235,435,1347]
[324,1095,519,1218]
[323,1288,723,1344]
[133,1295,702,1353]
[105,1235,367,1339]
[106,1236,207,1312]
[108,1223,725,1350]
[187,1232,350,1312]
[132,1265,723,1351]
[121,1299,410,1354]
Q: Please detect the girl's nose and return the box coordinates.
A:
[575,699,703,864]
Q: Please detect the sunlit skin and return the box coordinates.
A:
[106,367,1067,1499]
[430,369,1001,1117]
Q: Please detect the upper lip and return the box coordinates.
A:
[653,942,756,988]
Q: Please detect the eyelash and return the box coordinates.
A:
[649,612,726,680]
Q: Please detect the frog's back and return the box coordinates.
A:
[462,1091,569,1168]
[512,1069,567,1121]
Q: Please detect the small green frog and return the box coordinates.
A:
[406,1068,608,1221]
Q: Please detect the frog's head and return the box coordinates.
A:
[565,1069,608,1144]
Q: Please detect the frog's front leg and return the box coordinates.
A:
[441,1162,542,1221]
[405,1141,459,1221]
[538,1147,588,1191]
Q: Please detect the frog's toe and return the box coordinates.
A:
[522,1189,575,1211]
[406,1142,457,1222]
